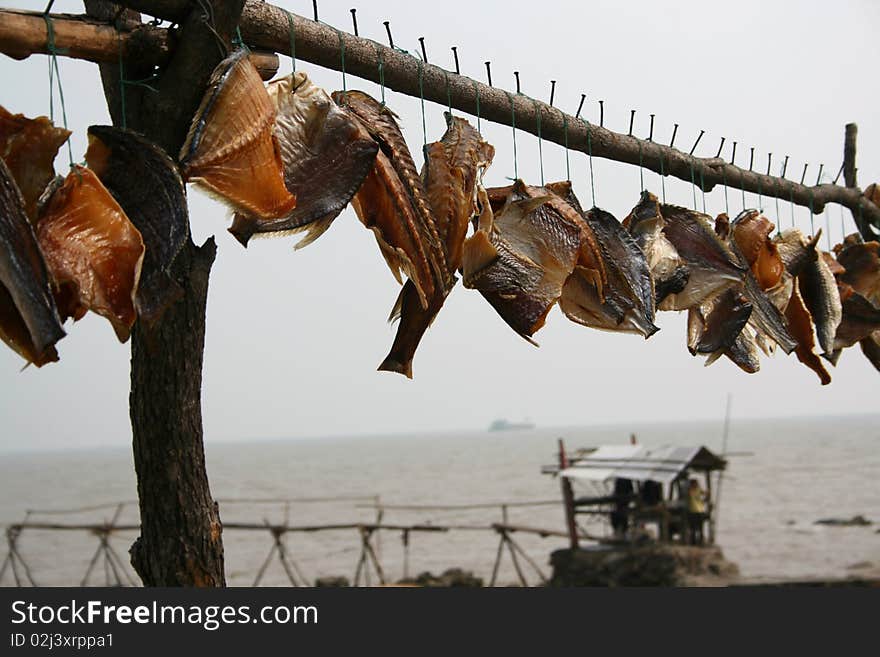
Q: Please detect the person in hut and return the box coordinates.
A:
[687,478,707,545]
[610,478,634,538]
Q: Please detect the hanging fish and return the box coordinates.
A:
[835,239,880,306]
[553,191,657,337]
[379,115,494,378]
[731,210,783,290]
[715,325,762,374]
[0,159,65,366]
[798,245,842,357]
[828,284,880,363]
[86,126,189,327]
[229,71,378,247]
[36,166,144,342]
[693,288,753,355]
[657,204,744,311]
[332,90,445,308]
[784,282,831,384]
[0,105,71,223]
[462,183,582,341]
[623,191,689,306]
[180,49,296,224]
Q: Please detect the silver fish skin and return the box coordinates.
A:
[658,204,744,311]
[799,250,843,356]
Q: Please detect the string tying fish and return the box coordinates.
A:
[417,58,427,147]
[504,90,518,180]
[285,10,296,73]
[472,79,481,133]
[42,4,74,168]
[534,99,544,185]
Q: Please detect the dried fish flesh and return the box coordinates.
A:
[695,289,752,355]
[798,245,843,356]
[230,72,378,247]
[463,184,581,341]
[785,282,831,385]
[657,204,744,311]
[380,115,493,377]
[624,192,688,305]
[36,166,144,342]
[86,126,189,326]
[334,91,445,308]
[180,50,296,223]
[731,210,783,290]
[0,158,64,365]
[0,105,71,222]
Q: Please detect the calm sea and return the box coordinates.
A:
[1,415,878,586]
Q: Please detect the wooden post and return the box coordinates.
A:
[558,440,579,550]
[705,471,714,545]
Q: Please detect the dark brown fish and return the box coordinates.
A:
[462,184,581,341]
[830,285,880,356]
[0,158,64,366]
[36,166,144,342]
[658,204,744,311]
[836,240,880,306]
[229,72,378,247]
[859,331,880,372]
[624,192,688,306]
[557,193,658,338]
[180,49,296,223]
[0,105,71,222]
[333,91,445,308]
[695,288,752,355]
[86,126,189,327]
[774,228,821,277]
[785,282,831,385]
[379,115,494,378]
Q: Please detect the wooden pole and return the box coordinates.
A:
[63,0,880,229]
[558,440,579,550]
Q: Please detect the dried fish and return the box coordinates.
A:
[695,289,752,355]
[462,184,581,341]
[0,105,71,222]
[731,210,783,291]
[380,115,493,377]
[829,286,880,361]
[785,282,831,385]
[334,91,445,308]
[180,50,296,223]
[86,126,189,326]
[798,245,843,356]
[0,159,64,366]
[36,166,144,342]
[657,204,744,311]
[836,239,880,306]
[624,192,688,306]
[229,72,378,247]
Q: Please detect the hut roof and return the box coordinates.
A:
[555,444,727,484]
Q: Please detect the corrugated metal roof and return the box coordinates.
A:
[559,444,725,484]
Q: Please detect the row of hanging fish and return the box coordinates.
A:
[1,48,878,383]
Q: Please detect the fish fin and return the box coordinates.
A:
[377,357,413,379]
[461,230,498,287]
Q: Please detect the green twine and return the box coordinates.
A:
[689,160,697,210]
[374,45,385,105]
[659,153,666,203]
[417,59,427,147]
[583,119,596,207]
[740,172,746,210]
[336,29,346,92]
[722,170,729,215]
[825,208,832,250]
[43,11,73,167]
[789,186,795,229]
[638,142,644,193]
[443,71,452,116]
[774,180,782,236]
[505,91,518,180]
[699,168,706,214]
[534,99,544,185]
[233,26,246,50]
[563,115,570,182]
[757,180,763,211]
[286,10,296,73]
[473,80,481,133]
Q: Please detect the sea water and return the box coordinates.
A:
[1,415,877,586]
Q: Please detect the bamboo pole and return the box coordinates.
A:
[76,0,880,231]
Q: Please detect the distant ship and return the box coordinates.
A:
[488,418,536,432]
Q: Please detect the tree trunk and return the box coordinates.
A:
[85,0,245,586]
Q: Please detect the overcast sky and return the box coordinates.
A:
[1,0,878,452]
